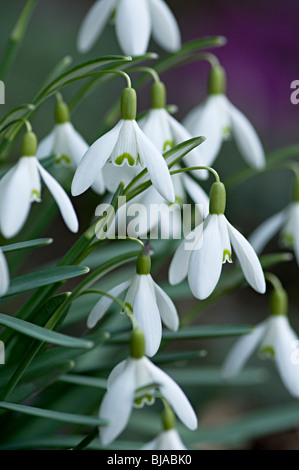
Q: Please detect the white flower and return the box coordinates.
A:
[99,355,198,446]
[0,248,9,297]
[141,429,187,450]
[71,117,175,202]
[183,94,265,170]
[77,0,181,56]
[249,202,299,264]
[169,183,265,299]
[87,272,179,357]
[222,314,299,398]
[139,107,208,179]
[0,156,79,238]
[37,101,105,195]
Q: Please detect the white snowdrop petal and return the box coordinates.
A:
[0,158,33,238]
[63,123,89,167]
[248,210,286,254]
[167,113,208,180]
[91,172,106,195]
[0,249,9,296]
[229,101,265,169]
[188,215,223,300]
[153,280,179,331]
[102,162,140,194]
[226,217,266,294]
[183,95,225,168]
[145,358,198,430]
[222,321,268,379]
[149,0,181,52]
[158,429,187,450]
[168,236,192,285]
[218,214,232,262]
[71,120,123,196]
[77,0,117,53]
[87,280,131,328]
[37,162,79,233]
[111,120,139,166]
[124,274,140,307]
[140,437,159,450]
[107,359,128,389]
[36,129,56,159]
[133,121,175,202]
[133,275,162,357]
[115,0,151,56]
[99,359,136,446]
[274,316,299,398]
[140,109,173,154]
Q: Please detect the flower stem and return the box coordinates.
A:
[0,0,39,80]
[264,272,284,291]
[129,67,161,83]
[72,427,99,451]
[171,166,221,182]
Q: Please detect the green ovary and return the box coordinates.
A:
[114,153,136,167]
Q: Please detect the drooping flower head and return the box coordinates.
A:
[183,63,266,171]
[169,179,266,299]
[249,174,299,265]
[139,80,207,179]
[87,246,179,356]
[99,328,198,446]
[140,405,187,450]
[77,0,181,56]
[0,130,79,238]
[222,280,299,398]
[37,99,105,194]
[72,86,175,202]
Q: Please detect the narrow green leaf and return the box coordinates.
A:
[0,313,93,349]
[3,265,90,297]
[0,401,107,426]
[163,367,269,386]
[40,56,132,98]
[59,374,107,389]
[1,238,53,253]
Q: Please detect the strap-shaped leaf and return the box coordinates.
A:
[3,266,89,297]
[1,238,53,253]
[0,313,93,349]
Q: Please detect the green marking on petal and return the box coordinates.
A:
[222,126,231,139]
[114,153,135,167]
[56,154,71,165]
[223,249,232,262]
[31,189,41,202]
[145,394,155,406]
[281,233,294,247]
[260,346,275,359]
[134,397,144,408]
[163,140,174,152]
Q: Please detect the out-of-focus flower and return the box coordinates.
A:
[77,0,181,56]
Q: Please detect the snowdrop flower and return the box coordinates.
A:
[77,0,181,56]
[72,87,175,203]
[169,180,266,299]
[141,406,187,450]
[249,201,299,265]
[222,285,299,398]
[87,250,179,356]
[139,81,207,179]
[0,131,79,238]
[183,65,265,170]
[37,100,105,195]
[99,328,198,446]
[0,248,9,297]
